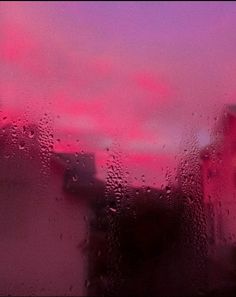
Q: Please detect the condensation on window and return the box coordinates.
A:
[1,2,236,296]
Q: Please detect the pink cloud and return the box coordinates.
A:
[133,72,171,97]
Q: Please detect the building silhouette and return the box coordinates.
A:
[200,105,236,294]
[0,119,227,296]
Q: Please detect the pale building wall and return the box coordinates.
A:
[0,142,89,295]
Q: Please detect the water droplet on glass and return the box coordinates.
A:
[19,141,25,150]
[166,186,171,194]
[85,280,91,288]
[109,207,117,213]
[72,175,78,182]
[29,130,35,138]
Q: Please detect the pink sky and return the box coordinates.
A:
[1,2,236,185]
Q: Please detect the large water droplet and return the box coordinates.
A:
[109,207,117,213]
[29,130,35,138]
[19,141,25,150]
[72,175,78,182]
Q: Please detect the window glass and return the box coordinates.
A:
[1,2,236,296]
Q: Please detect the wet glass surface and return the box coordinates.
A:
[1,2,236,296]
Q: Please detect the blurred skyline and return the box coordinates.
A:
[1,1,236,184]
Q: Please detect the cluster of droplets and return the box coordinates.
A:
[38,113,54,184]
[177,132,208,293]
[105,150,126,214]
[103,145,127,295]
